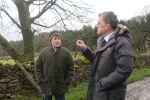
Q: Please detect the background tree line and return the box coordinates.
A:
[6,25,98,54]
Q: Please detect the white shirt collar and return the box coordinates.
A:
[53,47,57,52]
[104,32,114,42]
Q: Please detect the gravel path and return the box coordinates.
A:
[126,77,150,100]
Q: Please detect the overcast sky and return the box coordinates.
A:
[85,0,150,21]
[1,0,150,41]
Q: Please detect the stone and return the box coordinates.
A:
[5,93,11,98]
[15,85,22,92]
[0,84,7,88]
[10,95,16,99]
[0,79,10,83]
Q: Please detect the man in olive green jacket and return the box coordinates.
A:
[35,30,74,100]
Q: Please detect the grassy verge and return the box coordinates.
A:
[127,68,150,83]
[66,82,88,100]
[12,92,41,100]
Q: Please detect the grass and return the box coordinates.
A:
[140,50,150,56]
[66,82,88,100]
[9,82,88,100]
[127,67,150,83]
[0,59,15,65]
[4,92,41,100]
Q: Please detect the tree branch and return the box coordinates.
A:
[0,8,21,29]
[0,34,19,59]
[25,0,35,5]
[32,19,61,28]
[30,0,57,23]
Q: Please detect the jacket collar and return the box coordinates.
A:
[50,45,61,52]
[96,36,116,53]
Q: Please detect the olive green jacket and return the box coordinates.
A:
[35,46,74,96]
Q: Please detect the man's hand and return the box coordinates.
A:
[76,40,87,51]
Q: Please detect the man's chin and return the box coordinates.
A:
[97,32,100,34]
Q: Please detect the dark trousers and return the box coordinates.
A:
[42,93,66,100]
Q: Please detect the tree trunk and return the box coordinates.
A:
[0,34,21,59]
[0,34,34,62]
[15,0,34,62]
[22,31,34,62]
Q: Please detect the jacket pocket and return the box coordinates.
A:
[115,49,133,60]
[39,82,48,94]
[96,73,103,92]
[57,79,68,86]
[120,50,133,56]
[94,89,109,100]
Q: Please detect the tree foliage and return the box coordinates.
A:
[119,5,150,51]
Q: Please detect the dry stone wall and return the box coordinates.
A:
[0,56,93,99]
[0,64,36,99]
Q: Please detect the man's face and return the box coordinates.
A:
[96,15,108,35]
[51,35,61,47]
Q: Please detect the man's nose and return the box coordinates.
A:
[95,24,98,28]
[56,39,60,41]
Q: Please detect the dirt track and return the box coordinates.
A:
[126,77,150,100]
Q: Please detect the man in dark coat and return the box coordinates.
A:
[35,30,74,100]
[76,11,133,100]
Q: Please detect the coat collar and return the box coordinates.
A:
[50,45,61,52]
[96,34,116,53]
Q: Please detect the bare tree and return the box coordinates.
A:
[0,0,93,62]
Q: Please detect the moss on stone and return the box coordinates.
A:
[0,94,5,99]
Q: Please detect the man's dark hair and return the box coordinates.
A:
[99,11,118,30]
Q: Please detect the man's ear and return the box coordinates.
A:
[106,24,111,30]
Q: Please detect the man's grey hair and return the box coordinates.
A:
[98,11,118,30]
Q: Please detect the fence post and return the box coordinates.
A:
[15,60,41,93]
